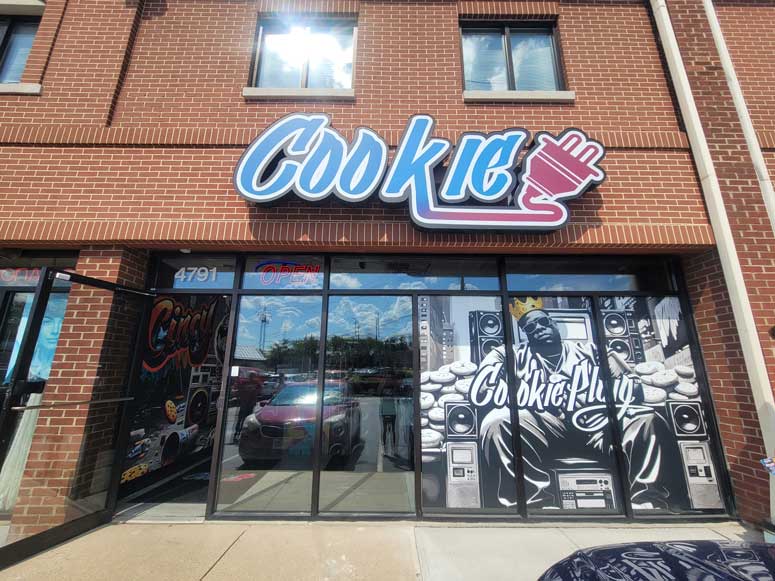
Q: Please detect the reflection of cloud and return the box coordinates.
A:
[398,281,430,290]
[329,273,362,289]
[327,296,412,339]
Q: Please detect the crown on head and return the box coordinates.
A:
[509,297,544,320]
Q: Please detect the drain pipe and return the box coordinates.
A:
[650,0,775,523]
[702,0,775,234]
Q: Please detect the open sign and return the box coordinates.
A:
[254,260,321,288]
[0,268,41,286]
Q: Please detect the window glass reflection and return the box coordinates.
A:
[330,257,498,291]
[510,31,558,91]
[0,20,39,84]
[318,296,415,513]
[256,22,354,89]
[0,293,33,386]
[217,295,322,513]
[258,27,305,88]
[307,29,354,89]
[462,31,508,91]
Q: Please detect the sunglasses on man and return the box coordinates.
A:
[521,315,555,335]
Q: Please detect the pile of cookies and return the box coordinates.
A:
[631,361,699,405]
[420,360,478,449]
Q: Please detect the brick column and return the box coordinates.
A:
[683,250,769,522]
[7,247,148,543]
[665,0,775,524]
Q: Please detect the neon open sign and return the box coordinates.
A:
[234,114,605,231]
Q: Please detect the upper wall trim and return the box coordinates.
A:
[0,125,690,150]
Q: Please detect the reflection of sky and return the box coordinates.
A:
[507,274,638,292]
[327,296,412,339]
[462,31,508,91]
[330,273,460,291]
[237,295,322,350]
[510,32,557,91]
[259,25,353,89]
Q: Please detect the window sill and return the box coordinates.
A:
[0,0,45,16]
[242,87,355,101]
[0,83,41,95]
[463,90,575,104]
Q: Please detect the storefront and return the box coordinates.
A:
[5,0,775,569]
[111,253,731,519]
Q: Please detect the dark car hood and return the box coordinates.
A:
[539,541,775,581]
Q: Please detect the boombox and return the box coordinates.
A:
[555,470,616,511]
[444,402,481,508]
[668,400,724,509]
[601,309,645,365]
[469,310,504,366]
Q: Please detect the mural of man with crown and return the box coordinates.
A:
[476,296,687,512]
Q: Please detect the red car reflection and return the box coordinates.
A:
[238,382,361,465]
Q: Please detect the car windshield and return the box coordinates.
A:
[269,383,345,406]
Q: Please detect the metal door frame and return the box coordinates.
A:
[0,267,153,570]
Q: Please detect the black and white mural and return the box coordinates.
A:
[601,296,724,513]
[420,294,725,514]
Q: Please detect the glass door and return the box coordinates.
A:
[0,268,149,567]
[318,296,415,514]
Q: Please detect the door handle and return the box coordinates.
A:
[10,396,135,411]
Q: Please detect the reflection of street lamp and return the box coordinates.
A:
[376,312,380,340]
[259,306,270,351]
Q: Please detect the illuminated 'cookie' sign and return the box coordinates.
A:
[234,114,606,231]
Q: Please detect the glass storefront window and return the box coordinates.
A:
[242,256,324,290]
[318,296,415,513]
[599,296,724,514]
[154,256,236,290]
[330,257,499,291]
[419,295,519,513]
[506,257,674,292]
[216,295,322,513]
[509,296,622,514]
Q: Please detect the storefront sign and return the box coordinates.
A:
[253,260,321,287]
[234,114,606,231]
[0,268,40,286]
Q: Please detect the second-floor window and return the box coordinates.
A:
[0,17,39,84]
[461,25,561,92]
[252,20,355,89]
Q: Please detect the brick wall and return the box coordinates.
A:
[8,248,148,542]
[0,146,711,250]
[683,250,769,522]
[667,0,775,523]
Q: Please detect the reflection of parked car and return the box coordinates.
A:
[539,541,775,580]
[230,367,278,405]
[238,382,361,464]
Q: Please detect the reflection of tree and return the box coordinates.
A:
[265,336,319,374]
[327,335,412,395]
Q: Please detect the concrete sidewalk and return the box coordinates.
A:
[0,520,762,581]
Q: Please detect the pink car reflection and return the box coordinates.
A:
[238,382,361,465]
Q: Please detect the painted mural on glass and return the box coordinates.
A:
[601,296,724,512]
[502,296,620,513]
[120,295,230,488]
[420,295,519,511]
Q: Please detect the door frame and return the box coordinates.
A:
[0,267,153,570]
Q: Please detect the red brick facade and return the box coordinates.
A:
[1,0,774,538]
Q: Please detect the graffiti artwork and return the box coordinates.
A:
[120,295,229,488]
